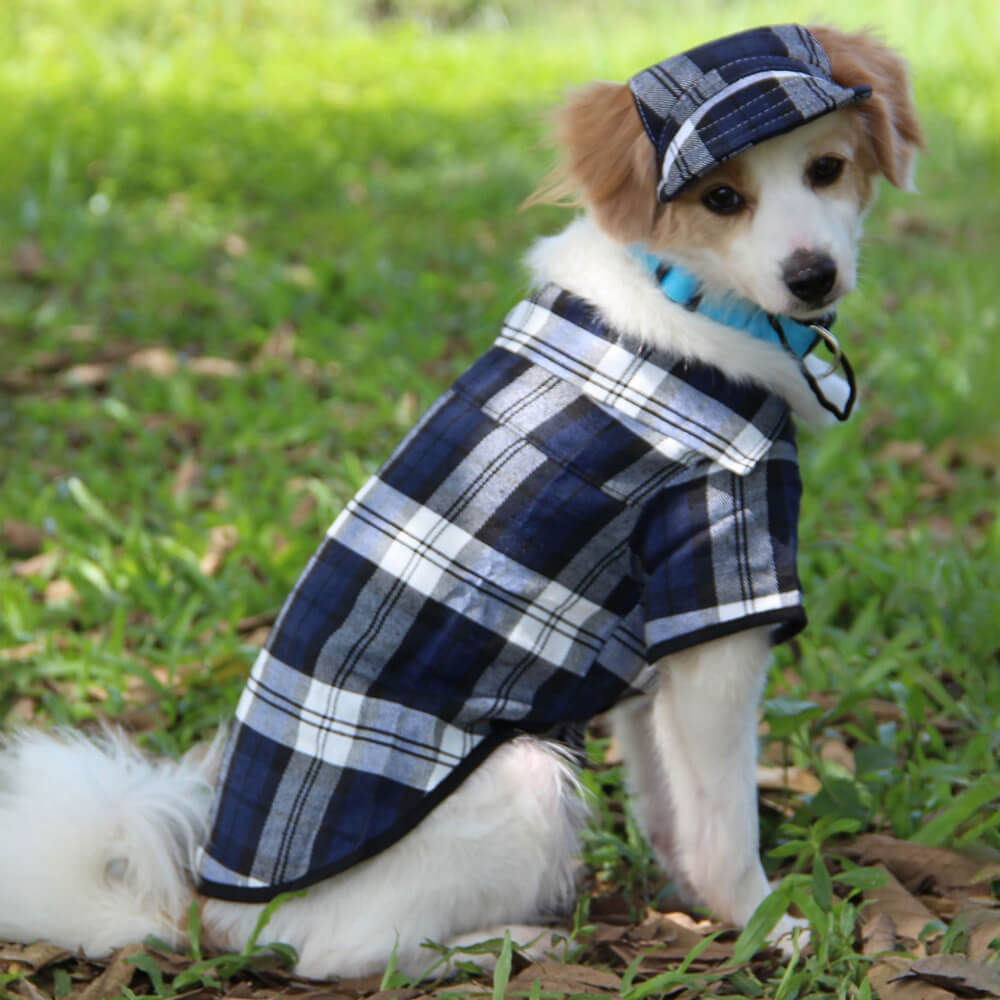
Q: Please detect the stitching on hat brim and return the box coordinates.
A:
[659,72,870,200]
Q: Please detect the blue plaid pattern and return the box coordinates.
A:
[629,24,872,201]
[197,285,807,901]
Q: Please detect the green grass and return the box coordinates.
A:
[1,0,999,996]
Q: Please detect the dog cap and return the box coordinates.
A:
[628,24,872,202]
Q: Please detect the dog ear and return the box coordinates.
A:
[525,82,659,242]
[809,25,925,190]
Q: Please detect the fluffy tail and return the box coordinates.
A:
[0,728,215,955]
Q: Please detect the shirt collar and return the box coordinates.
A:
[496,284,791,477]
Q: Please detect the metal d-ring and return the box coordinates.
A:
[809,323,843,378]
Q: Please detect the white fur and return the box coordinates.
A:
[0,729,213,953]
[0,110,876,978]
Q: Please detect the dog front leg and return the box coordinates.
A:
[648,626,774,927]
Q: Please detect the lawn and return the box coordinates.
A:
[1,1,998,997]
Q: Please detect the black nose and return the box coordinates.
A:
[782,250,837,305]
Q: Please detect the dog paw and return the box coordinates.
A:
[767,914,810,957]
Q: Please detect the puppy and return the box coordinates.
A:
[0,24,921,981]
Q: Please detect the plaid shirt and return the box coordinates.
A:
[198,285,806,900]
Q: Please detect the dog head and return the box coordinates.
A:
[530,25,923,319]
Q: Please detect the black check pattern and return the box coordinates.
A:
[628,24,871,201]
[198,285,807,900]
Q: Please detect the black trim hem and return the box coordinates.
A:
[645,606,807,663]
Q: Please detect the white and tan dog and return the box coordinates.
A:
[0,24,921,981]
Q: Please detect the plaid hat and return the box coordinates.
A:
[629,24,872,202]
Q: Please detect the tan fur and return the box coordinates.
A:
[808,25,925,189]
[650,160,755,258]
[523,81,657,242]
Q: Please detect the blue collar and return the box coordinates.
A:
[632,249,830,360]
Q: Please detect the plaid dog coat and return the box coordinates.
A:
[198,285,807,900]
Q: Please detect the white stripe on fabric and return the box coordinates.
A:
[645,588,802,649]
[497,311,774,475]
[660,70,812,184]
[336,481,609,670]
[236,656,476,781]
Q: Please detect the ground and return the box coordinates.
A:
[1,1,998,997]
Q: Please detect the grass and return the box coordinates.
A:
[1,0,999,996]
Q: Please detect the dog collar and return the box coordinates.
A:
[633,248,857,421]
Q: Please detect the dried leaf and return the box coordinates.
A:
[188,356,244,377]
[171,455,202,501]
[200,524,239,577]
[862,864,941,944]
[900,954,1000,998]
[1,519,45,556]
[255,322,296,362]
[956,901,1000,962]
[879,441,927,465]
[756,763,822,795]
[510,960,621,993]
[0,942,72,971]
[13,240,47,280]
[868,955,953,1000]
[70,944,141,1000]
[0,642,43,663]
[128,347,178,377]
[62,363,111,388]
[862,912,898,956]
[848,834,997,896]
[224,233,249,257]
[819,736,857,774]
[12,551,60,578]
[43,578,78,606]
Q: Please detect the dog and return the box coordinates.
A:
[0,24,921,981]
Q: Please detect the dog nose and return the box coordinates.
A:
[782,250,837,305]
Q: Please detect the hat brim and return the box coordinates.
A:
[658,71,871,202]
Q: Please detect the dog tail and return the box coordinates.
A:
[0,727,216,955]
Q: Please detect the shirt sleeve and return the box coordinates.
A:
[633,434,807,662]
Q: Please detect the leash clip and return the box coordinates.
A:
[808,323,842,378]
[802,323,856,422]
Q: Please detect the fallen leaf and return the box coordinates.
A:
[224,233,249,257]
[255,322,296,362]
[510,960,621,993]
[10,975,49,1000]
[12,551,60,578]
[847,834,996,896]
[43,578,78,606]
[862,912,898,956]
[188,356,243,377]
[955,901,1000,961]
[170,455,202,501]
[1,519,44,556]
[898,954,1000,998]
[862,864,941,945]
[12,240,47,280]
[72,944,142,1000]
[0,942,71,971]
[756,763,822,795]
[128,347,178,377]
[0,642,43,663]
[820,736,857,774]
[200,524,239,577]
[868,955,953,1000]
[62,362,111,388]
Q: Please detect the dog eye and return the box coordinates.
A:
[701,185,745,215]
[808,156,846,187]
